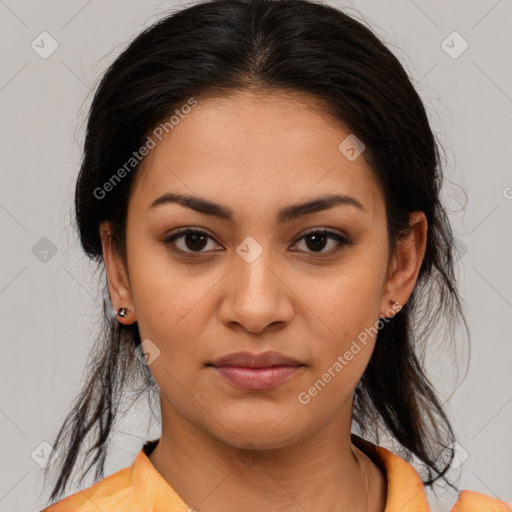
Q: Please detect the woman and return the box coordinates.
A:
[42,0,510,510]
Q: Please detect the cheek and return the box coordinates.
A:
[296,305,378,416]
[295,251,387,388]
[126,240,215,364]
[298,255,387,340]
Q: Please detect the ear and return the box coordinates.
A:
[380,211,427,318]
[100,221,136,324]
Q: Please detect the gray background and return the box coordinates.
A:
[1,1,511,510]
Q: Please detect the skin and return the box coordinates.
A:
[100,90,427,512]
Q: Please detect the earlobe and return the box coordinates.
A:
[99,221,136,324]
[380,300,402,319]
[379,211,427,317]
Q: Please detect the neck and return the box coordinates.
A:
[148,399,386,512]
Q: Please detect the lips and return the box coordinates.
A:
[210,350,303,368]
[208,351,304,391]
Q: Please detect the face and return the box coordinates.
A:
[101,90,425,451]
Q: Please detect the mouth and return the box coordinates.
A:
[207,351,305,391]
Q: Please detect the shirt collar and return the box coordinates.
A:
[352,434,431,512]
[131,436,431,511]
[131,443,190,510]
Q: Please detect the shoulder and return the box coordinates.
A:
[41,465,138,512]
[451,490,512,511]
[41,446,190,512]
[351,435,511,512]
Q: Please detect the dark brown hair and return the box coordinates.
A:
[47,0,468,502]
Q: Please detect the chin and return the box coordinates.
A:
[209,409,308,450]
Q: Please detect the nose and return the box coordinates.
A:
[217,247,294,335]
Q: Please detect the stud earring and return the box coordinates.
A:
[116,307,130,318]
[380,299,401,319]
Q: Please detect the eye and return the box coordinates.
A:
[162,227,352,257]
[162,228,222,256]
[291,228,352,255]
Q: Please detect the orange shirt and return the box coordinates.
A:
[43,437,511,512]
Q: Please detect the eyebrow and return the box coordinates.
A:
[149,192,367,222]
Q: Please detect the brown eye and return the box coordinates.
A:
[291,229,352,255]
[163,228,221,255]
[181,231,208,251]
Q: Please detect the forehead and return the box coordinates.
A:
[130,90,384,220]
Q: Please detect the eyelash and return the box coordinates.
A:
[162,227,352,258]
